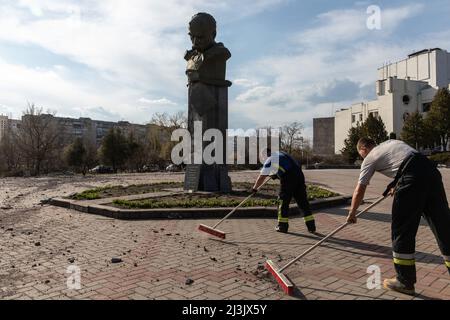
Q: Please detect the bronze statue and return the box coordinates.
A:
[184,12,232,87]
[184,12,232,192]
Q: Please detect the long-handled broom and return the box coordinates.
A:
[198,177,272,239]
[265,195,387,295]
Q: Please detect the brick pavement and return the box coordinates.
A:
[0,169,449,300]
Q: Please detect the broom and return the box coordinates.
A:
[265,195,387,295]
[198,177,272,239]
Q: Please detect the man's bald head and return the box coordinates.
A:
[357,137,376,151]
[357,137,376,159]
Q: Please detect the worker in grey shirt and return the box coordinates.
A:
[346,138,450,295]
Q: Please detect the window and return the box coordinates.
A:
[403,95,411,105]
[369,111,379,118]
[352,115,356,123]
[422,102,431,112]
[377,81,386,96]
[359,114,363,121]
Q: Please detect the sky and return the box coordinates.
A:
[1,0,450,140]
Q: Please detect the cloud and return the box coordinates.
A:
[16,0,81,17]
[307,79,364,104]
[0,0,285,95]
[236,86,273,102]
[138,97,177,106]
[0,56,165,123]
[294,4,424,48]
[0,0,285,121]
[0,104,15,116]
[381,3,425,31]
[233,78,259,88]
[228,110,259,130]
[81,106,122,122]
[0,1,448,141]
[229,3,448,140]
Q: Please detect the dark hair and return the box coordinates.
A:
[357,137,376,150]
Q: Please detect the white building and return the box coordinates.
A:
[334,48,450,154]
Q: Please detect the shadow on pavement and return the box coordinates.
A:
[320,205,429,226]
[412,292,441,300]
[295,286,440,300]
[291,287,308,300]
[286,231,444,265]
[225,227,444,265]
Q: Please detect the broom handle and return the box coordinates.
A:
[279,195,387,273]
[212,177,272,229]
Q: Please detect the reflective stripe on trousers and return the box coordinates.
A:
[393,252,415,266]
[444,255,450,268]
[278,199,288,223]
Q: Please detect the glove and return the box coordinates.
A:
[382,180,397,197]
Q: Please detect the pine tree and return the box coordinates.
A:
[341,114,389,163]
[401,112,426,150]
[341,124,363,164]
[100,128,129,172]
[361,113,388,144]
[425,88,450,151]
[65,138,87,174]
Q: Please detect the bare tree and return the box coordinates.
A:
[14,103,61,175]
[149,112,169,127]
[0,125,20,174]
[149,111,187,129]
[281,121,304,154]
[147,112,187,165]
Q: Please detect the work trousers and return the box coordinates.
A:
[392,154,450,285]
[277,170,315,228]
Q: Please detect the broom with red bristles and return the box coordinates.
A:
[198,177,272,239]
[265,194,387,295]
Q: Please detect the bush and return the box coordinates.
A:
[429,152,450,165]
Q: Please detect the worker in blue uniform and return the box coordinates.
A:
[252,148,316,234]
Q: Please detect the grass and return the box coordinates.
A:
[70,182,182,200]
[72,186,112,200]
[112,185,338,209]
[70,181,339,209]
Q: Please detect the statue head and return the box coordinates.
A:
[188,12,216,53]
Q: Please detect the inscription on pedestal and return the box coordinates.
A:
[184,164,201,191]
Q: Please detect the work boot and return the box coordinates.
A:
[306,220,316,233]
[383,277,415,296]
[275,223,288,233]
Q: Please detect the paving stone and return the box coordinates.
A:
[0,170,449,300]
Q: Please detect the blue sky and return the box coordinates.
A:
[1,0,450,140]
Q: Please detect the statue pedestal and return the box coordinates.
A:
[184,84,232,193]
[183,163,231,193]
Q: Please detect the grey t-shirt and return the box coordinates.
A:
[358,140,417,186]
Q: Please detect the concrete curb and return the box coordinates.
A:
[49,195,351,220]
